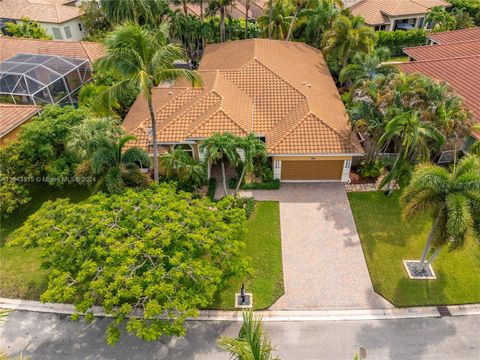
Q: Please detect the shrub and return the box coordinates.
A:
[0,179,31,218]
[229,178,281,190]
[375,30,427,55]
[358,160,384,179]
[233,196,256,219]
[207,177,217,201]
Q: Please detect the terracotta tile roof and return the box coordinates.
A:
[348,0,450,25]
[0,0,82,23]
[403,40,480,60]
[0,103,40,137]
[427,27,480,44]
[0,37,105,64]
[400,56,480,136]
[123,39,362,156]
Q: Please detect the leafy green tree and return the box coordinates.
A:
[200,132,240,196]
[5,18,52,39]
[0,178,30,219]
[13,106,90,185]
[322,15,375,72]
[286,0,308,41]
[96,23,201,183]
[100,0,153,24]
[209,0,234,42]
[302,0,340,47]
[451,7,476,29]
[10,183,248,345]
[339,47,397,86]
[86,134,151,193]
[401,155,480,272]
[235,133,267,194]
[449,0,480,25]
[258,0,293,40]
[425,6,457,32]
[218,310,279,360]
[79,0,112,41]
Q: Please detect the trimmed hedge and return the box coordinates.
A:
[229,178,281,190]
[375,30,427,55]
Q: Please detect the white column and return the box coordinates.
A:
[273,160,281,180]
[341,159,352,183]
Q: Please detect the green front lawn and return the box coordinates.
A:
[211,201,284,310]
[1,189,284,310]
[0,184,92,299]
[348,191,480,307]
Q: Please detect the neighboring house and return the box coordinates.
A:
[348,0,451,31]
[401,29,480,153]
[0,103,40,146]
[426,26,480,44]
[0,37,106,106]
[123,39,362,182]
[171,0,267,20]
[0,0,85,40]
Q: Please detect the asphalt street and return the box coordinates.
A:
[1,310,479,360]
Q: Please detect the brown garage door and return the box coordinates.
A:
[281,160,344,180]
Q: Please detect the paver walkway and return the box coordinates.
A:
[246,183,392,310]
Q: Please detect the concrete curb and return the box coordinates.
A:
[1,298,479,321]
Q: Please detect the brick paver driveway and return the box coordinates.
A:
[250,183,392,310]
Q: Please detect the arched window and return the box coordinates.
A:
[173,143,194,158]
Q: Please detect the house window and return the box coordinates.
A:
[52,27,62,39]
[418,17,425,28]
[78,23,83,32]
[64,26,72,39]
[463,135,478,153]
[173,144,194,157]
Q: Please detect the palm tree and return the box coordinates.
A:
[302,0,340,47]
[216,0,234,42]
[200,132,240,196]
[100,0,153,24]
[89,134,151,193]
[322,15,375,68]
[258,0,292,40]
[378,111,445,190]
[235,133,267,194]
[96,23,201,183]
[160,148,207,188]
[339,47,398,86]
[286,0,307,41]
[401,155,480,272]
[425,6,456,32]
[218,310,279,360]
[245,0,251,39]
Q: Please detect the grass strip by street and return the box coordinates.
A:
[211,201,284,310]
[348,191,480,307]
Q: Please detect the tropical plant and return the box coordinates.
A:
[286,0,308,41]
[85,134,151,193]
[5,18,52,39]
[209,0,234,42]
[302,0,340,47]
[322,15,375,73]
[245,0,251,38]
[235,133,267,195]
[79,0,112,41]
[339,47,397,86]
[449,0,480,25]
[160,148,207,188]
[96,23,201,183]
[400,155,480,272]
[357,159,383,179]
[258,0,293,40]
[100,0,153,24]
[200,132,240,196]
[378,111,445,190]
[451,7,476,29]
[9,183,248,345]
[0,178,31,219]
[218,310,279,360]
[425,6,457,32]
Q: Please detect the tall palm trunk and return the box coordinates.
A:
[147,93,159,182]
[417,217,439,271]
[235,166,246,196]
[221,160,228,196]
[268,0,273,39]
[286,5,300,41]
[182,0,188,15]
[220,6,226,42]
[245,1,250,39]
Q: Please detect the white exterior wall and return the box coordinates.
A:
[341,159,352,183]
[36,19,86,41]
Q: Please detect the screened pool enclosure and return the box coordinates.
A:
[0,54,91,106]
